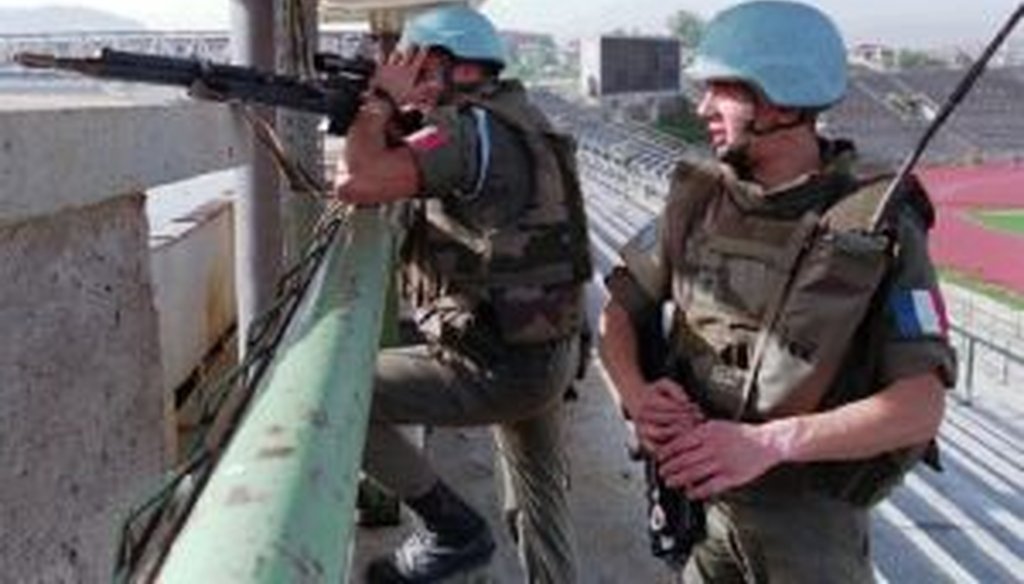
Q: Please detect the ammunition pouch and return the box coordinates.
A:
[417,304,506,368]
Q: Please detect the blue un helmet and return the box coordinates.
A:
[688,1,847,109]
[400,5,506,69]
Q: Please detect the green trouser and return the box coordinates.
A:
[682,473,873,584]
[362,336,580,584]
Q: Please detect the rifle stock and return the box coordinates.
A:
[14,48,375,135]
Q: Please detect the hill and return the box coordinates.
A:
[0,5,145,34]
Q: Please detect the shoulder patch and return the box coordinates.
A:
[406,125,449,153]
[888,287,949,339]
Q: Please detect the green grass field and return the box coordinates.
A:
[972,210,1024,236]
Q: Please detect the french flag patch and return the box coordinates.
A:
[406,125,449,153]
[889,288,950,338]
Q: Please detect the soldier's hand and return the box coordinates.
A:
[654,420,784,500]
[631,378,704,453]
[371,47,429,106]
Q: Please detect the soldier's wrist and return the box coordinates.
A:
[620,380,648,420]
[761,418,800,464]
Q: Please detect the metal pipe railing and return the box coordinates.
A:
[949,322,1024,405]
[157,207,395,582]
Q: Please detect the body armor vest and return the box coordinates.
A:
[405,82,592,345]
[640,158,939,506]
[665,161,899,421]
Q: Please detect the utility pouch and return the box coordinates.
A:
[418,302,506,368]
[739,173,898,419]
[745,227,892,417]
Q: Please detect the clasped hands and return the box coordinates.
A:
[630,378,786,500]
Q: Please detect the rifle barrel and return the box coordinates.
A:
[12,48,346,119]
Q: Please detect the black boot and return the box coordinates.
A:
[365,481,495,583]
[357,476,402,528]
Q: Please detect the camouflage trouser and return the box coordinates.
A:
[362,336,580,584]
[681,479,873,584]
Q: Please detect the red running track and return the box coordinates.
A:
[917,164,1024,294]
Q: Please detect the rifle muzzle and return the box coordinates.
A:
[13,52,57,69]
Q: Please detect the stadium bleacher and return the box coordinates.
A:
[528,63,1023,200]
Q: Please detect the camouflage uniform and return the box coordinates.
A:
[608,142,956,583]
[363,80,590,584]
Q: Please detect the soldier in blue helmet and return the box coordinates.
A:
[335,5,590,583]
[600,1,955,581]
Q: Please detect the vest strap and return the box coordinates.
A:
[736,210,822,419]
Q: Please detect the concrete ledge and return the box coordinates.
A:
[0,99,250,225]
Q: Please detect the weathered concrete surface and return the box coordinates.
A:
[150,199,236,397]
[0,194,165,583]
[0,98,248,225]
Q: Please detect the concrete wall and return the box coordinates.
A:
[0,194,163,582]
[0,98,246,581]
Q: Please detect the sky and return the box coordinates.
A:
[0,1,1021,49]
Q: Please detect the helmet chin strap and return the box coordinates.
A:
[748,112,813,137]
[720,112,813,179]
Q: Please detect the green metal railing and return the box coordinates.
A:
[156,207,395,582]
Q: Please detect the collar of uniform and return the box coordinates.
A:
[721,138,860,218]
[454,78,513,104]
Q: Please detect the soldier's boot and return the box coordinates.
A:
[357,476,402,528]
[365,481,495,583]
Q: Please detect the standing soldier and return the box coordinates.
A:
[334,6,590,583]
[600,1,956,582]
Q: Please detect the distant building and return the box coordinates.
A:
[499,30,560,78]
[850,43,897,71]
